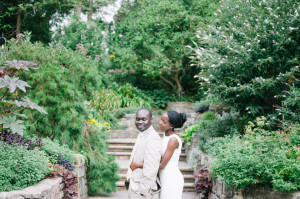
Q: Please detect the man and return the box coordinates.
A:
[127,108,162,199]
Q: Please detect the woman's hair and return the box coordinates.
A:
[167,110,187,128]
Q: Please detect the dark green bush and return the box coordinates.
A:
[0,142,49,191]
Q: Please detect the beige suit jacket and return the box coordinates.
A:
[129,126,162,196]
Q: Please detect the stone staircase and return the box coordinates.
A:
[106,102,198,192]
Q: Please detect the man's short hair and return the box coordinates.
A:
[137,108,152,118]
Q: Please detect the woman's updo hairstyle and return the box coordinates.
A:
[167,110,187,129]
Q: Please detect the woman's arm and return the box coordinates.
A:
[159,137,178,170]
[130,137,179,170]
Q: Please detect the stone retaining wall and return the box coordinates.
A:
[0,154,88,199]
[209,179,300,199]
[75,154,88,199]
[0,178,63,199]
[185,133,300,199]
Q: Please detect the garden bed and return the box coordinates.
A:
[0,154,87,199]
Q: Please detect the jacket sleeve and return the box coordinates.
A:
[138,136,162,195]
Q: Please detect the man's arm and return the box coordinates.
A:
[138,136,161,195]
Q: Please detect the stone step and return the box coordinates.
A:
[116,181,195,192]
[107,139,136,146]
[108,152,187,161]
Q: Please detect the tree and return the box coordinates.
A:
[109,0,217,95]
[0,0,75,43]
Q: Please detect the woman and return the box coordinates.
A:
[131,110,187,199]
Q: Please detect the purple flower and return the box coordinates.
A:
[275,108,282,112]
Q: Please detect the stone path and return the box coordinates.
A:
[89,191,199,199]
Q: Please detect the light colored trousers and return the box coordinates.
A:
[128,187,159,199]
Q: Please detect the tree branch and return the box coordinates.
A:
[0,88,9,100]
[0,107,26,117]
[160,75,175,89]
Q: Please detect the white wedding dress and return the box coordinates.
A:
[159,134,184,199]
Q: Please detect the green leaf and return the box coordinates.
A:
[0,116,26,135]
[0,75,31,93]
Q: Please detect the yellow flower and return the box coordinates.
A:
[109,54,115,58]
[88,119,97,124]
[159,71,162,74]
[103,122,111,130]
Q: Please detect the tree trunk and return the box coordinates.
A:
[88,0,93,21]
[16,7,21,35]
[160,75,176,90]
[173,69,183,96]
[76,0,82,17]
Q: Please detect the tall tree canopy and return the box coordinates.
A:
[109,0,219,95]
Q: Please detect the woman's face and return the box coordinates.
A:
[159,112,173,132]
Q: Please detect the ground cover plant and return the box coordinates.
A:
[206,117,300,192]
[0,141,49,192]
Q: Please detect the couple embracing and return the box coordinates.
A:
[126,108,187,199]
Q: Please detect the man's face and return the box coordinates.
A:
[135,110,152,132]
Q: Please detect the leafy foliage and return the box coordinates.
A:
[269,82,300,128]
[206,118,300,191]
[0,141,49,192]
[110,0,217,95]
[195,165,212,197]
[91,83,153,115]
[0,59,47,135]
[47,164,79,199]
[4,36,119,193]
[190,0,300,117]
[5,36,104,142]
[52,19,105,59]
[41,138,75,166]
[0,129,42,150]
[180,124,200,145]
[143,89,175,109]
[74,123,120,194]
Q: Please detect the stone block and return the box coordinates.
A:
[77,165,86,178]
[75,154,85,167]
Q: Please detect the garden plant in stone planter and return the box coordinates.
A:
[0,58,79,198]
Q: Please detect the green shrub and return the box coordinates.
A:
[180,124,200,145]
[143,89,175,109]
[196,111,241,151]
[5,35,119,193]
[74,123,120,194]
[5,36,106,142]
[91,83,153,114]
[207,118,300,192]
[0,142,49,191]
[269,82,300,128]
[190,0,299,117]
[52,19,106,59]
[41,138,75,165]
